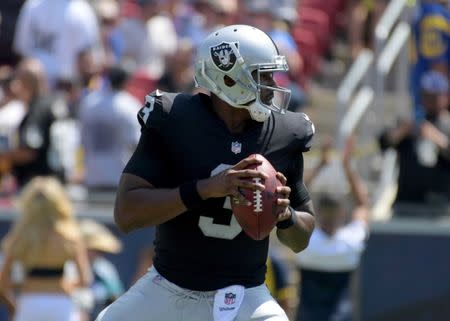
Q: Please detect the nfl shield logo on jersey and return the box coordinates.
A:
[231,141,242,154]
[224,292,236,305]
[210,42,239,72]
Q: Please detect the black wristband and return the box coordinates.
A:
[276,206,296,230]
[179,181,203,210]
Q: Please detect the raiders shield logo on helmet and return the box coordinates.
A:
[210,42,239,72]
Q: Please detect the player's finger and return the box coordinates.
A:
[277,198,290,207]
[234,169,268,179]
[233,155,263,170]
[276,185,291,196]
[276,172,287,185]
[236,179,265,191]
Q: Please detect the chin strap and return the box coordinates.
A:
[248,102,271,122]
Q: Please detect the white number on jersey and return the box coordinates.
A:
[198,164,242,240]
[139,95,155,123]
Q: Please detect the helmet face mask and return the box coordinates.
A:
[194,25,292,122]
[252,59,291,114]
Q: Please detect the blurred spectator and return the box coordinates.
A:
[0,250,19,321]
[13,0,101,87]
[378,71,450,216]
[0,257,15,321]
[411,0,449,124]
[214,0,238,26]
[79,219,124,321]
[265,250,296,317]
[170,0,237,47]
[161,0,198,43]
[115,0,177,80]
[0,176,92,321]
[77,47,108,101]
[0,259,22,321]
[0,66,25,194]
[51,59,92,186]
[123,68,157,102]
[157,38,196,93]
[347,0,368,60]
[192,0,236,35]
[295,135,370,321]
[0,59,71,189]
[79,66,141,192]
[347,0,389,60]
[144,1,178,78]
[243,0,308,111]
[92,0,124,70]
[0,0,26,66]
[0,66,25,146]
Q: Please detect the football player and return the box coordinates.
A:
[96,25,315,321]
[411,0,450,123]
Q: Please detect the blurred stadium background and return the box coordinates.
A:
[0,0,449,320]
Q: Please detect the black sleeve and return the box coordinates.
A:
[123,127,169,187]
[286,153,311,209]
[297,112,315,152]
[137,90,174,132]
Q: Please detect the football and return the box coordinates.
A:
[231,154,282,240]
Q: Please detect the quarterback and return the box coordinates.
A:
[96,25,315,321]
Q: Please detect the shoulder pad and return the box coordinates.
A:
[296,113,315,152]
[137,90,174,131]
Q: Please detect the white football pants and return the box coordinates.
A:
[95,266,288,321]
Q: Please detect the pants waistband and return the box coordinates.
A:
[149,266,216,300]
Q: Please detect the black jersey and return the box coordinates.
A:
[124,90,314,291]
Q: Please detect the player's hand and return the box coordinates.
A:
[275,172,292,222]
[197,155,268,204]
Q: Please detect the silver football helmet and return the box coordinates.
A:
[194,24,291,122]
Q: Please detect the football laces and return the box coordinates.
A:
[253,178,263,213]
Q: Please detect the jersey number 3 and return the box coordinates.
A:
[198,164,242,240]
[139,95,155,124]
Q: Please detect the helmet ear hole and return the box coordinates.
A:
[223,75,236,87]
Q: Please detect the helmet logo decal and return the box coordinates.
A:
[210,42,239,72]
